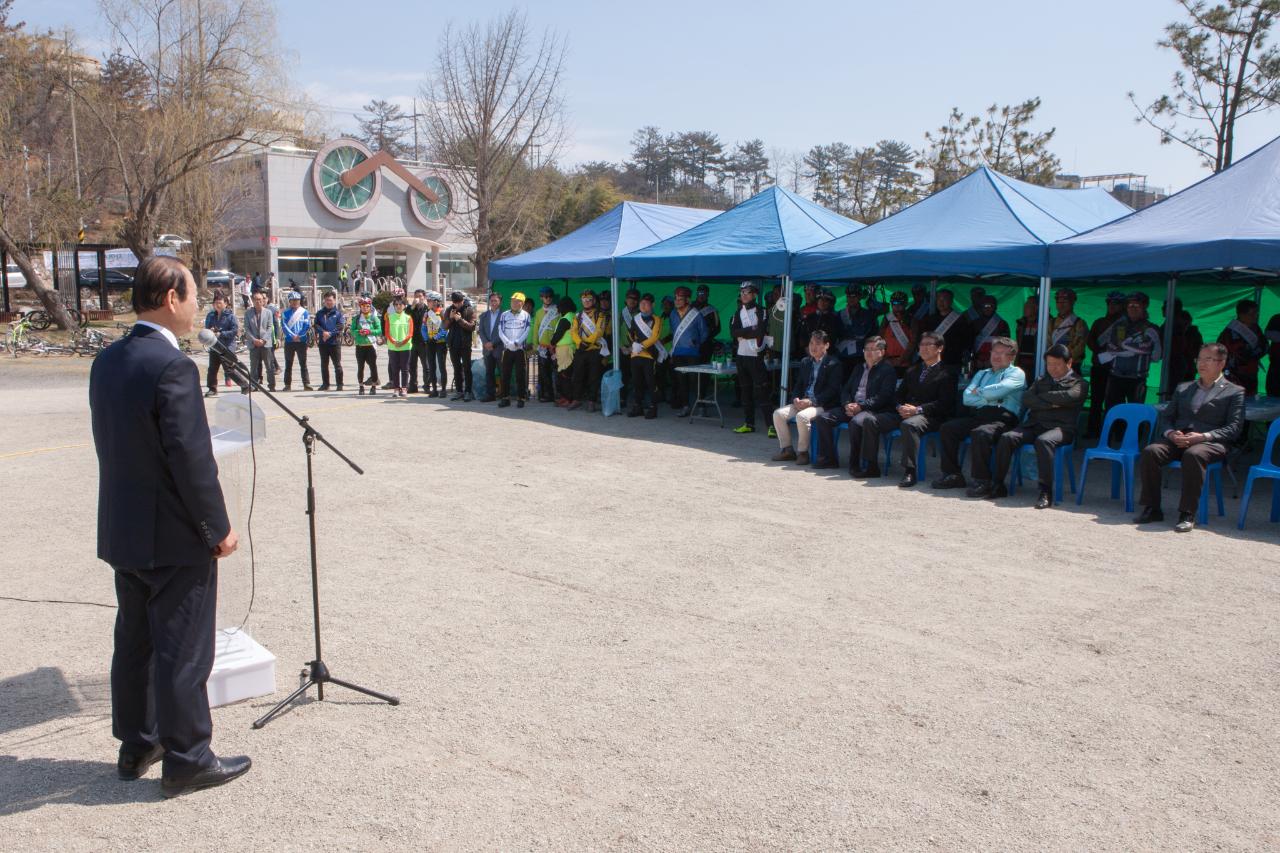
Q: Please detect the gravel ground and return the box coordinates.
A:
[1,357,1278,851]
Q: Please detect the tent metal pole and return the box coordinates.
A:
[610,276,620,382]
[1034,276,1052,378]
[928,277,937,315]
[779,276,793,408]
[1159,274,1178,400]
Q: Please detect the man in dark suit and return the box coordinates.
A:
[89,256,251,798]
[1135,342,1245,532]
[812,335,899,476]
[894,332,958,488]
[770,330,842,465]
[989,344,1088,508]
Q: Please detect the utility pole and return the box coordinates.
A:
[65,32,84,235]
[412,96,419,162]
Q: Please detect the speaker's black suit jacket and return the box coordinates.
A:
[90,324,230,571]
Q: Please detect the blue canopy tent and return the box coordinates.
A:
[1048,133,1280,396]
[488,200,719,281]
[615,186,863,400]
[790,167,1132,376]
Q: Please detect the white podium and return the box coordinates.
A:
[208,395,276,708]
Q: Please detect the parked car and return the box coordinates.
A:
[205,269,245,288]
[156,233,191,249]
[77,268,135,290]
[3,263,27,287]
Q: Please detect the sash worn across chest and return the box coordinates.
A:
[1052,314,1077,345]
[887,316,909,349]
[976,316,1000,346]
[672,309,700,347]
[934,311,960,337]
[1228,318,1261,350]
[634,314,668,362]
[538,308,559,339]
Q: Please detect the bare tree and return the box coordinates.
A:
[1130,0,1280,171]
[421,9,567,288]
[74,0,294,261]
[172,156,254,294]
[0,7,94,328]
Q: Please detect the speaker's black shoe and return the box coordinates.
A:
[117,744,164,781]
[1134,506,1164,524]
[160,755,251,798]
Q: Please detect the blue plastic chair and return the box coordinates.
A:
[808,420,849,461]
[882,428,940,476]
[1165,459,1225,525]
[1238,418,1280,530]
[1076,403,1158,513]
[1009,441,1077,502]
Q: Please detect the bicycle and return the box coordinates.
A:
[71,327,114,356]
[5,315,34,356]
[27,303,86,330]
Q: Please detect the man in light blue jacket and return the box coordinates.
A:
[932,336,1026,493]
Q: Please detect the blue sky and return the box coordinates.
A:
[18,0,1279,194]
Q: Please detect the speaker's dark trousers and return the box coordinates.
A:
[284,341,310,387]
[993,424,1074,493]
[814,408,898,469]
[408,341,429,391]
[1138,439,1228,515]
[500,348,528,401]
[318,343,343,388]
[940,406,1019,480]
[355,344,379,386]
[248,346,275,390]
[936,404,1013,479]
[736,354,771,428]
[111,561,218,776]
[572,349,603,403]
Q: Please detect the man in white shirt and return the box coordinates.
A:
[729,281,771,434]
[497,292,532,408]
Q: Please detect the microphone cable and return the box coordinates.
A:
[219,364,258,637]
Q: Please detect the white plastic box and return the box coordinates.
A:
[209,629,276,708]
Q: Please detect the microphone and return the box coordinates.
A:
[198,328,245,371]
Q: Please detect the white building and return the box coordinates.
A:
[219,140,476,294]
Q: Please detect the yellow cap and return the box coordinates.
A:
[511,291,526,302]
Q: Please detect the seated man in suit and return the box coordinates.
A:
[1135,342,1245,532]
[812,335,899,476]
[894,332,958,488]
[771,330,842,465]
[933,336,1026,493]
[988,344,1088,507]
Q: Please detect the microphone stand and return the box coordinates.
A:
[207,346,400,729]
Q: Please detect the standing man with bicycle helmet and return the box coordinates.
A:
[281,291,313,391]
[89,255,250,797]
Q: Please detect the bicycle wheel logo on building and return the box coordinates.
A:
[311,138,453,227]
